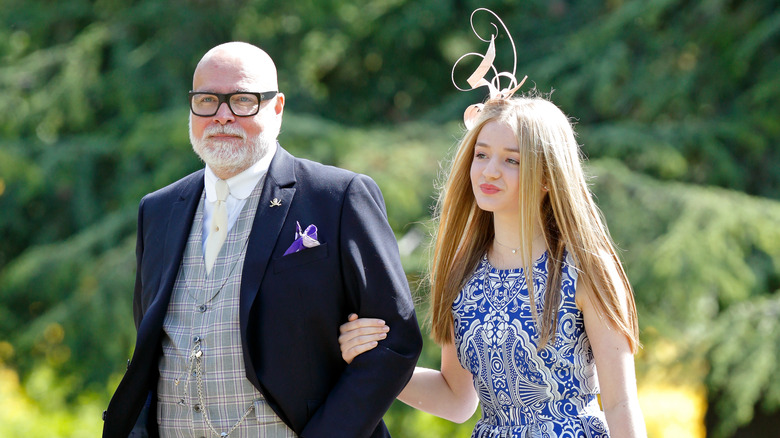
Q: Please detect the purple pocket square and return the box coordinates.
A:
[283,221,321,255]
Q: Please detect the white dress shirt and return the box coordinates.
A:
[201,143,277,255]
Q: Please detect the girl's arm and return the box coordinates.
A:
[397,340,479,423]
[577,268,648,437]
[339,315,479,423]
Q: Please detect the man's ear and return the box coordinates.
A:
[274,93,285,116]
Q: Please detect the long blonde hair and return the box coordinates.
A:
[429,94,640,353]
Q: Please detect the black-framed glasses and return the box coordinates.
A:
[188,91,278,117]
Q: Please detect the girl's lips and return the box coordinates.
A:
[480,184,500,194]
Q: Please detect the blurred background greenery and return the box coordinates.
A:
[1,0,778,436]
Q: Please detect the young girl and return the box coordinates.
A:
[338,95,647,437]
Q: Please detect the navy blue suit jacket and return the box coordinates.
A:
[103,146,422,437]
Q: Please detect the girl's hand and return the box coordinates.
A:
[338,314,389,364]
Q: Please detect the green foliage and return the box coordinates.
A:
[705,296,780,438]
[1,209,137,391]
[281,113,461,231]
[0,364,104,438]
[590,160,780,332]
[589,159,780,437]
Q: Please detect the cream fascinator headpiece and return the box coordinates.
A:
[452,8,528,130]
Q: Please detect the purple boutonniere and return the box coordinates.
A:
[283,221,320,255]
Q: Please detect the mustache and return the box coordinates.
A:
[203,124,247,139]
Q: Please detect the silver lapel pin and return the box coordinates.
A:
[270,198,282,208]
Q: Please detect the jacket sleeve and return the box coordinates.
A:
[129,197,156,435]
[132,196,146,330]
[300,174,423,437]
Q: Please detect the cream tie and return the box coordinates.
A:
[205,179,229,275]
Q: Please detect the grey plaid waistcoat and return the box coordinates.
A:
[157,177,297,438]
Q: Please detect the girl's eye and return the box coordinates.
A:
[475,152,487,159]
[506,158,519,165]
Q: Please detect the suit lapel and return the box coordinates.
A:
[239,147,296,330]
[159,171,205,305]
[238,147,297,398]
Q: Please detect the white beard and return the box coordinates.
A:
[189,120,277,176]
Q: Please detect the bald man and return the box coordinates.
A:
[103,42,422,438]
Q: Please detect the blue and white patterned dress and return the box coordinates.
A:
[453,251,609,438]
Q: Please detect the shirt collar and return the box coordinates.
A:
[204,142,277,201]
